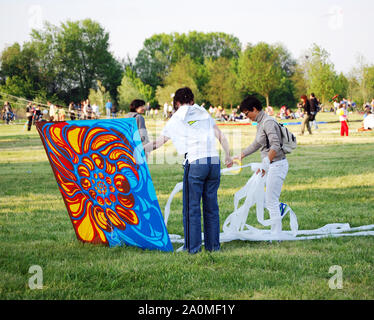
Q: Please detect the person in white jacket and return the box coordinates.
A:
[144,87,233,253]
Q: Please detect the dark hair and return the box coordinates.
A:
[310,93,315,98]
[173,87,194,110]
[130,99,145,112]
[239,95,262,113]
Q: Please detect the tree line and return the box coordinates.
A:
[1,18,374,112]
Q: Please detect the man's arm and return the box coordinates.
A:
[239,140,261,160]
[143,135,170,153]
[213,124,233,167]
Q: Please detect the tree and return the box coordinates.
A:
[304,44,337,103]
[0,42,46,99]
[238,42,286,107]
[0,43,23,80]
[346,72,360,104]
[56,19,122,101]
[134,33,174,89]
[28,22,61,98]
[88,80,111,114]
[333,72,349,100]
[291,59,308,102]
[364,65,374,100]
[124,67,154,105]
[155,56,201,106]
[117,74,146,112]
[204,57,239,107]
[0,20,123,105]
[270,77,297,108]
[28,19,123,103]
[0,76,35,99]
[134,32,241,89]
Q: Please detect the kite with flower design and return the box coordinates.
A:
[36,118,173,252]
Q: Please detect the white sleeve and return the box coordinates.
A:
[161,117,176,138]
[209,116,216,127]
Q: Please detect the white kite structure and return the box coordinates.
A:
[164,163,374,250]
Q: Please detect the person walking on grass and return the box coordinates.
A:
[26,102,33,131]
[310,93,320,129]
[144,87,233,254]
[300,95,312,135]
[233,95,288,235]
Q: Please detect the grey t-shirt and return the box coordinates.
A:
[126,112,150,145]
[242,110,285,162]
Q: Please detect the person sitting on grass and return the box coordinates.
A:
[265,105,274,116]
[228,109,238,122]
[358,110,374,131]
[277,105,287,120]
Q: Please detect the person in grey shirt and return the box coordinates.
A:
[126,99,150,145]
[234,95,289,234]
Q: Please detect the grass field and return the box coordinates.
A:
[0,112,373,300]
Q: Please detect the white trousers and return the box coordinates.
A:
[265,158,289,234]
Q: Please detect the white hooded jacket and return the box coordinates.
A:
[161,104,219,162]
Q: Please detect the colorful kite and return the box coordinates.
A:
[36,118,173,252]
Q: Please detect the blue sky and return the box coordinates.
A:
[0,0,372,74]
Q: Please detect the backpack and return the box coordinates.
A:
[316,103,321,113]
[264,118,297,154]
[312,98,321,112]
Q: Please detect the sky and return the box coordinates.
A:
[0,0,373,74]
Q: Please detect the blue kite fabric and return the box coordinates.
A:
[36,118,173,252]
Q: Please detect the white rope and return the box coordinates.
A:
[164,162,374,246]
[0,91,50,108]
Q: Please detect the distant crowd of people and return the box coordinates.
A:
[0,98,120,131]
[25,102,45,131]
[209,105,248,122]
[58,99,108,121]
[332,97,374,135]
[46,99,119,124]
[2,94,374,135]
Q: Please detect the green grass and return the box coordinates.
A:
[0,112,374,299]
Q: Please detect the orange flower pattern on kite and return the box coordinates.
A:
[40,122,140,245]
